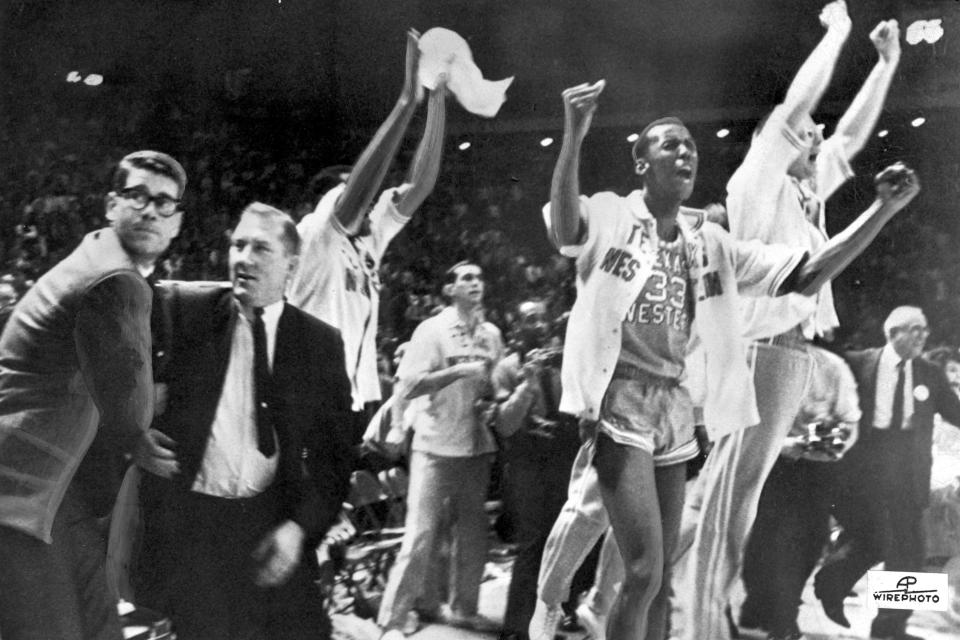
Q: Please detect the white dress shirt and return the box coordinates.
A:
[873,343,914,430]
[192,299,284,498]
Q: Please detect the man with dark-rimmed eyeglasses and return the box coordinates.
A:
[0,150,186,640]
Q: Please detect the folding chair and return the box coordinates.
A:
[326,470,405,619]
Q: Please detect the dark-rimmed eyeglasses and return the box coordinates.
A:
[117,187,181,217]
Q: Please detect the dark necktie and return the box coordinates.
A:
[890,359,906,431]
[253,308,276,456]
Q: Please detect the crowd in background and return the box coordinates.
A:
[1,97,958,354]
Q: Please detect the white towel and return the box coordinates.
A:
[418,27,513,118]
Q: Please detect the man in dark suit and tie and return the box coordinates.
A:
[133,203,354,640]
[815,306,960,640]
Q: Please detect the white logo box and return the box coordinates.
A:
[867,570,949,611]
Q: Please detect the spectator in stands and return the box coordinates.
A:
[493,299,579,640]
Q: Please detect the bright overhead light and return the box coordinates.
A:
[877,129,889,138]
[540,137,554,147]
[66,71,82,83]
[83,74,103,86]
[626,133,639,143]
[816,123,826,132]
[906,19,944,45]
[716,128,730,139]
[911,117,926,128]
[458,141,471,151]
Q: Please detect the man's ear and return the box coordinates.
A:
[169,211,183,240]
[442,283,454,298]
[634,159,648,177]
[286,253,300,281]
[105,193,118,222]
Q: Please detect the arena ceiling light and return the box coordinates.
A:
[66,71,104,86]
[911,116,926,127]
[540,137,554,147]
[458,141,471,151]
[877,129,889,138]
[626,133,639,143]
[906,19,944,45]
[716,128,730,139]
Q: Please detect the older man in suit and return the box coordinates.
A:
[815,306,960,640]
[133,203,353,640]
[0,150,184,640]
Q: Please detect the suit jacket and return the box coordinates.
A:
[149,281,354,540]
[843,348,960,506]
[0,228,153,542]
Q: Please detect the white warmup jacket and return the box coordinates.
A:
[544,190,807,438]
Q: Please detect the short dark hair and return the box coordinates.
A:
[752,112,773,140]
[239,202,301,256]
[111,150,187,197]
[308,164,354,199]
[630,116,687,165]
[443,260,481,286]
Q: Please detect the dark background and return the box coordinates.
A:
[1,0,959,344]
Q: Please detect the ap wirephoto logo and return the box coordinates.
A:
[867,570,949,611]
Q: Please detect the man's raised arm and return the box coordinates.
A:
[548,80,605,249]
[787,162,920,295]
[396,75,448,217]
[778,0,852,130]
[830,20,901,161]
[335,29,422,235]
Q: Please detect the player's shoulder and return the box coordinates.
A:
[582,190,630,213]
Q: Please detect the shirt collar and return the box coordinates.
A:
[624,190,699,236]
[234,298,285,328]
[880,343,907,368]
[625,190,655,221]
[259,299,285,329]
[438,305,485,330]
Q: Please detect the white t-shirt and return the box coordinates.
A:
[287,183,410,410]
[396,307,504,457]
[727,108,854,340]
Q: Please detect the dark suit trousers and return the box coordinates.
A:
[135,475,329,640]
[741,456,837,635]
[501,435,581,635]
[0,488,122,640]
[815,430,925,636]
